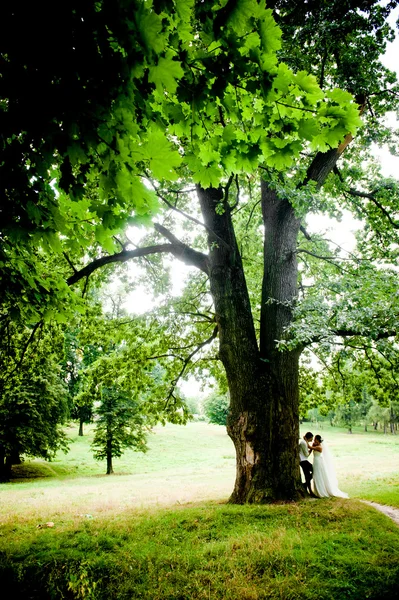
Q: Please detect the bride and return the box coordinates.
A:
[311,435,349,499]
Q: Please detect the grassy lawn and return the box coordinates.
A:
[0,422,399,599]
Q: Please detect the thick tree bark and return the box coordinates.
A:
[257,180,303,500]
[197,185,302,502]
[196,139,354,502]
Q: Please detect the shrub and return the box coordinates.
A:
[202,393,229,426]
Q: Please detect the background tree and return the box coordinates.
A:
[367,399,391,433]
[61,328,96,436]
[203,392,230,426]
[91,385,148,475]
[0,323,69,480]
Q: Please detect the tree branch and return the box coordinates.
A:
[332,328,397,340]
[63,252,77,273]
[178,311,215,323]
[296,248,345,272]
[67,241,209,287]
[306,326,397,347]
[347,188,399,229]
[164,325,219,406]
[145,176,230,250]
[153,223,210,272]
[146,177,207,230]
[300,225,312,241]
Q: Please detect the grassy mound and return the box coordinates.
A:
[0,499,398,600]
[10,461,65,480]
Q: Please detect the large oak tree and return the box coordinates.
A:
[1,1,399,501]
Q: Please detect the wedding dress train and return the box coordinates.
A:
[312,443,348,499]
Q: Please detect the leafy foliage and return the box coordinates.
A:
[0,322,69,478]
[203,392,230,426]
[0,0,365,321]
[91,386,148,474]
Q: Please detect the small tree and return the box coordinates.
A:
[367,400,391,434]
[333,400,362,434]
[203,392,229,426]
[72,381,95,437]
[91,386,148,475]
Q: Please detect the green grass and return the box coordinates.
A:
[11,420,236,478]
[1,422,399,599]
[1,500,398,599]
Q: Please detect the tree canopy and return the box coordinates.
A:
[2,0,399,501]
[1,0,365,320]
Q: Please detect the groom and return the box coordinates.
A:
[299,432,314,495]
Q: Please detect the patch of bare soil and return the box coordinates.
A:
[361,500,399,526]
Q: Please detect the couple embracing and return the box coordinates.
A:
[299,432,348,499]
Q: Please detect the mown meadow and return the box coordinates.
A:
[0,422,398,599]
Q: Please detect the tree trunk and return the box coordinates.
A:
[106,432,113,474]
[79,419,84,437]
[106,451,113,475]
[10,450,22,464]
[0,445,11,482]
[196,138,352,502]
[197,184,302,502]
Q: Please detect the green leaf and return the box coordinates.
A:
[223,0,263,38]
[67,143,89,166]
[95,225,117,253]
[148,51,184,94]
[175,0,194,20]
[259,7,282,60]
[138,127,182,179]
[222,125,238,144]
[297,118,320,141]
[270,63,293,96]
[327,88,355,105]
[136,7,165,54]
[191,162,222,188]
[294,71,324,102]
[198,143,221,166]
[42,231,63,254]
[234,147,260,172]
[129,177,159,215]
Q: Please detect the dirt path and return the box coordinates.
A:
[361,500,399,526]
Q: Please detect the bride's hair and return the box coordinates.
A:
[315,434,323,443]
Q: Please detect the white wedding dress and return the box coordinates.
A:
[312,443,349,499]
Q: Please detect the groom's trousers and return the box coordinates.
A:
[300,460,313,492]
